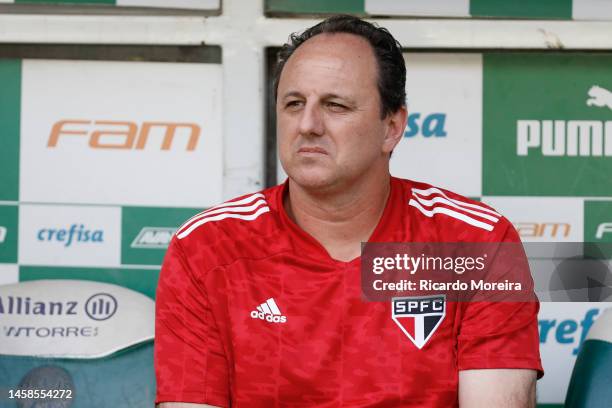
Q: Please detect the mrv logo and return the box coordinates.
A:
[131,227,174,249]
[48,120,201,151]
[404,113,447,138]
[392,295,445,349]
[517,85,612,157]
[539,309,600,355]
[37,224,103,247]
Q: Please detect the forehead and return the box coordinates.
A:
[279,33,379,93]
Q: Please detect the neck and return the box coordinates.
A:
[284,173,391,262]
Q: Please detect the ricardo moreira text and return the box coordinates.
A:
[370,254,523,292]
[371,253,487,275]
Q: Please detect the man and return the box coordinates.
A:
[155,15,542,407]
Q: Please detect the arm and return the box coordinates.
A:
[155,237,230,406]
[456,222,542,407]
[459,369,537,407]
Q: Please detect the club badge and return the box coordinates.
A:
[392,295,446,349]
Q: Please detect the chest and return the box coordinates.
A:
[205,256,460,404]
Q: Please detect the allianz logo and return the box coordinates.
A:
[131,227,175,249]
[404,112,447,138]
[0,293,116,321]
[37,224,104,247]
[517,85,612,157]
[0,226,6,244]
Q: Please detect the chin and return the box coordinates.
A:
[286,167,337,190]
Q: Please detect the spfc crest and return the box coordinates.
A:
[392,295,446,349]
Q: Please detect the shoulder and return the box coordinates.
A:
[394,178,516,242]
[171,184,284,262]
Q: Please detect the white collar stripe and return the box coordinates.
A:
[176,193,266,235]
[409,199,495,232]
[176,206,270,239]
[411,194,500,223]
[411,187,501,217]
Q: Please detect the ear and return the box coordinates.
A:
[382,105,408,154]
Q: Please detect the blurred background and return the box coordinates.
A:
[1,0,612,406]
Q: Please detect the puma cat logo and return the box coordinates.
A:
[586,85,612,111]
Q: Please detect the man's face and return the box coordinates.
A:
[276,33,401,192]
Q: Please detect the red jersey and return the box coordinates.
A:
[155,177,543,407]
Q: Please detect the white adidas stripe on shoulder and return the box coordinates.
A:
[409,199,495,231]
[412,187,501,217]
[176,193,269,240]
[178,193,266,230]
[410,194,499,223]
[409,187,500,231]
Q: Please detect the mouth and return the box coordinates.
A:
[298,146,328,155]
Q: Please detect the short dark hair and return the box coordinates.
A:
[273,15,406,118]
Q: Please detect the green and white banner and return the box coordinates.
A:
[392,53,482,197]
[267,0,612,20]
[0,57,222,296]
[20,59,223,207]
[1,46,612,407]
[538,303,612,404]
[482,54,612,197]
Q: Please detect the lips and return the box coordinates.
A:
[298,146,328,154]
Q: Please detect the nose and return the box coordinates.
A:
[298,101,325,137]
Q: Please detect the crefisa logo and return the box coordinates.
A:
[539,309,600,356]
[404,112,448,138]
[37,224,103,247]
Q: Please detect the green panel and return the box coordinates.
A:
[0,60,21,201]
[470,0,571,19]
[0,205,18,263]
[266,0,364,14]
[20,266,160,299]
[15,0,115,4]
[121,206,200,266]
[482,53,612,196]
[584,201,612,258]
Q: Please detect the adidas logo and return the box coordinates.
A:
[250,298,287,324]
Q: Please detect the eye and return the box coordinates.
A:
[285,100,304,110]
[326,102,348,112]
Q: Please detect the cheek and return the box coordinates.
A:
[336,120,385,158]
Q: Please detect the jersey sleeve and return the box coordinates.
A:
[154,236,230,406]
[456,221,544,378]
